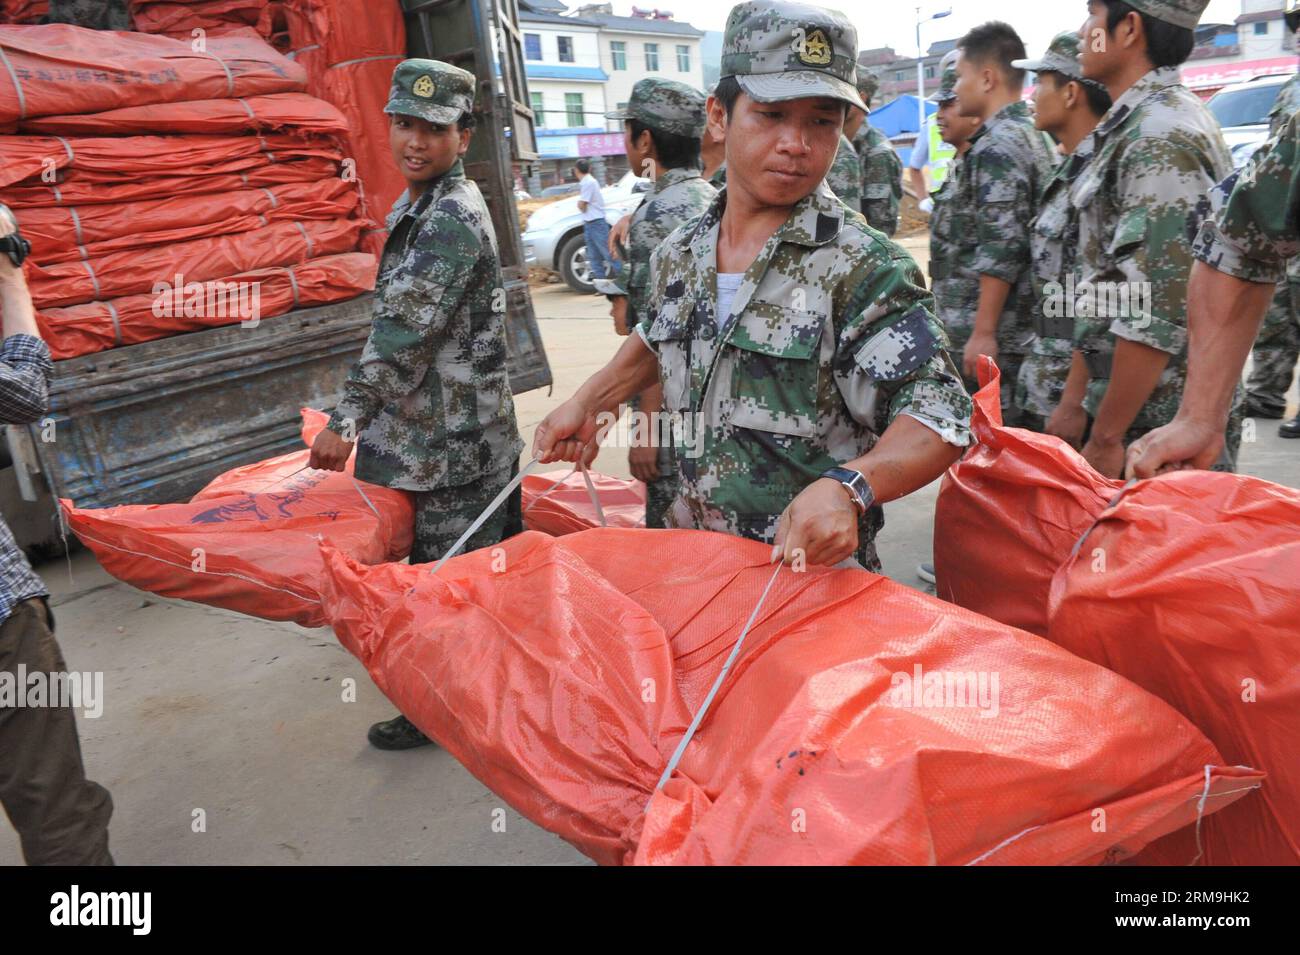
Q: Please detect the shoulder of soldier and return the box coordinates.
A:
[1115,86,1221,148]
[828,213,925,288]
[415,181,493,256]
[969,117,1040,165]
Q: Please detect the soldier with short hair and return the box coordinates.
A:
[600,78,716,527]
[311,60,523,750]
[535,0,971,573]
[847,71,904,237]
[951,21,1059,423]
[1072,0,1234,478]
[1013,32,1112,441]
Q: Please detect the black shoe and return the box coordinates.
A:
[367,714,433,750]
[1244,397,1286,420]
[1280,416,1300,439]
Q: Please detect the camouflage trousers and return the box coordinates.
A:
[644,444,679,529]
[1245,278,1300,417]
[409,460,523,565]
[1014,352,1072,431]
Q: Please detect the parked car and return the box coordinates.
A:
[521,171,649,293]
[1208,73,1296,168]
[540,182,581,198]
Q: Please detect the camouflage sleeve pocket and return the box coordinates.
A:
[852,307,940,383]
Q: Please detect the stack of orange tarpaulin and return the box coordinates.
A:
[0,23,379,360]
[283,0,408,256]
[128,0,290,51]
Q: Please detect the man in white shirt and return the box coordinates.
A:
[574,159,620,283]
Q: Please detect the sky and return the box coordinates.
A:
[601,0,1249,61]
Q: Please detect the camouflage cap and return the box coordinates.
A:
[719,1,867,113]
[1121,0,1209,29]
[1012,31,1086,82]
[605,77,707,137]
[930,65,958,103]
[384,59,475,125]
[856,69,879,104]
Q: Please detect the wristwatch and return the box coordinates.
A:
[821,466,874,516]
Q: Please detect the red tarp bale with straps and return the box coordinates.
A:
[317,526,1260,866]
[0,24,305,125]
[63,409,411,629]
[1048,470,1300,865]
[522,469,646,535]
[934,357,1122,635]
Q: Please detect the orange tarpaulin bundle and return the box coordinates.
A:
[20,91,348,137]
[64,409,411,629]
[0,131,341,191]
[38,251,375,359]
[0,154,338,208]
[285,0,406,235]
[934,359,1121,635]
[20,177,358,263]
[317,526,1260,866]
[522,469,646,536]
[0,1,47,25]
[26,216,362,308]
[0,24,305,125]
[129,0,271,38]
[1048,471,1300,866]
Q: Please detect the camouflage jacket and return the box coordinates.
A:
[328,159,522,491]
[1195,109,1300,286]
[947,100,1057,356]
[853,123,903,236]
[709,163,728,189]
[826,134,863,212]
[613,166,716,327]
[929,154,979,351]
[1269,73,1300,137]
[1029,134,1096,360]
[1070,67,1230,431]
[640,181,971,570]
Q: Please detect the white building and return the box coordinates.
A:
[518,1,707,189]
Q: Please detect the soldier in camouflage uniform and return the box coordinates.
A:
[1072,0,1236,478]
[927,66,983,395]
[1012,32,1111,438]
[846,71,904,236]
[535,1,972,573]
[1130,107,1300,475]
[826,131,863,211]
[951,22,1058,426]
[1243,12,1300,426]
[601,79,716,526]
[311,60,523,750]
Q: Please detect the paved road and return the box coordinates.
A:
[3,261,1295,865]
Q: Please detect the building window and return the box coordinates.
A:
[610,40,626,70]
[565,92,584,127]
[557,36,574,63]
[676,45,690,72]
[524,33,541,61]
[1254,21,1268,35]
[895,70,904,81]
[530,91,545,127]
[925,64,935,79]
[645,43,659,71]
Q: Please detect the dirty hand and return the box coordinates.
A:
[628,444,659,483]
[309,428,354,472]
[1045,401,1088,450]
[608,213,632,260]
[962,332,997,382]
[534,397,600,465]
[771,478,859,568]
[1081,434,1125,479]
[1125,417,1224,479]
[611,296,631,336]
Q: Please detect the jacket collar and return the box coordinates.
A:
[1094,67,1182,139]
[969,99,1031,147]
[652,165,702,195]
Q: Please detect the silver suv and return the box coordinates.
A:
[521,172,648,294]
[1207,73,1296,168]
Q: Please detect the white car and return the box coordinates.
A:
[521,172,648,294]
[1207,73,1296,169]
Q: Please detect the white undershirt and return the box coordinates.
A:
[714,272,745,331]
